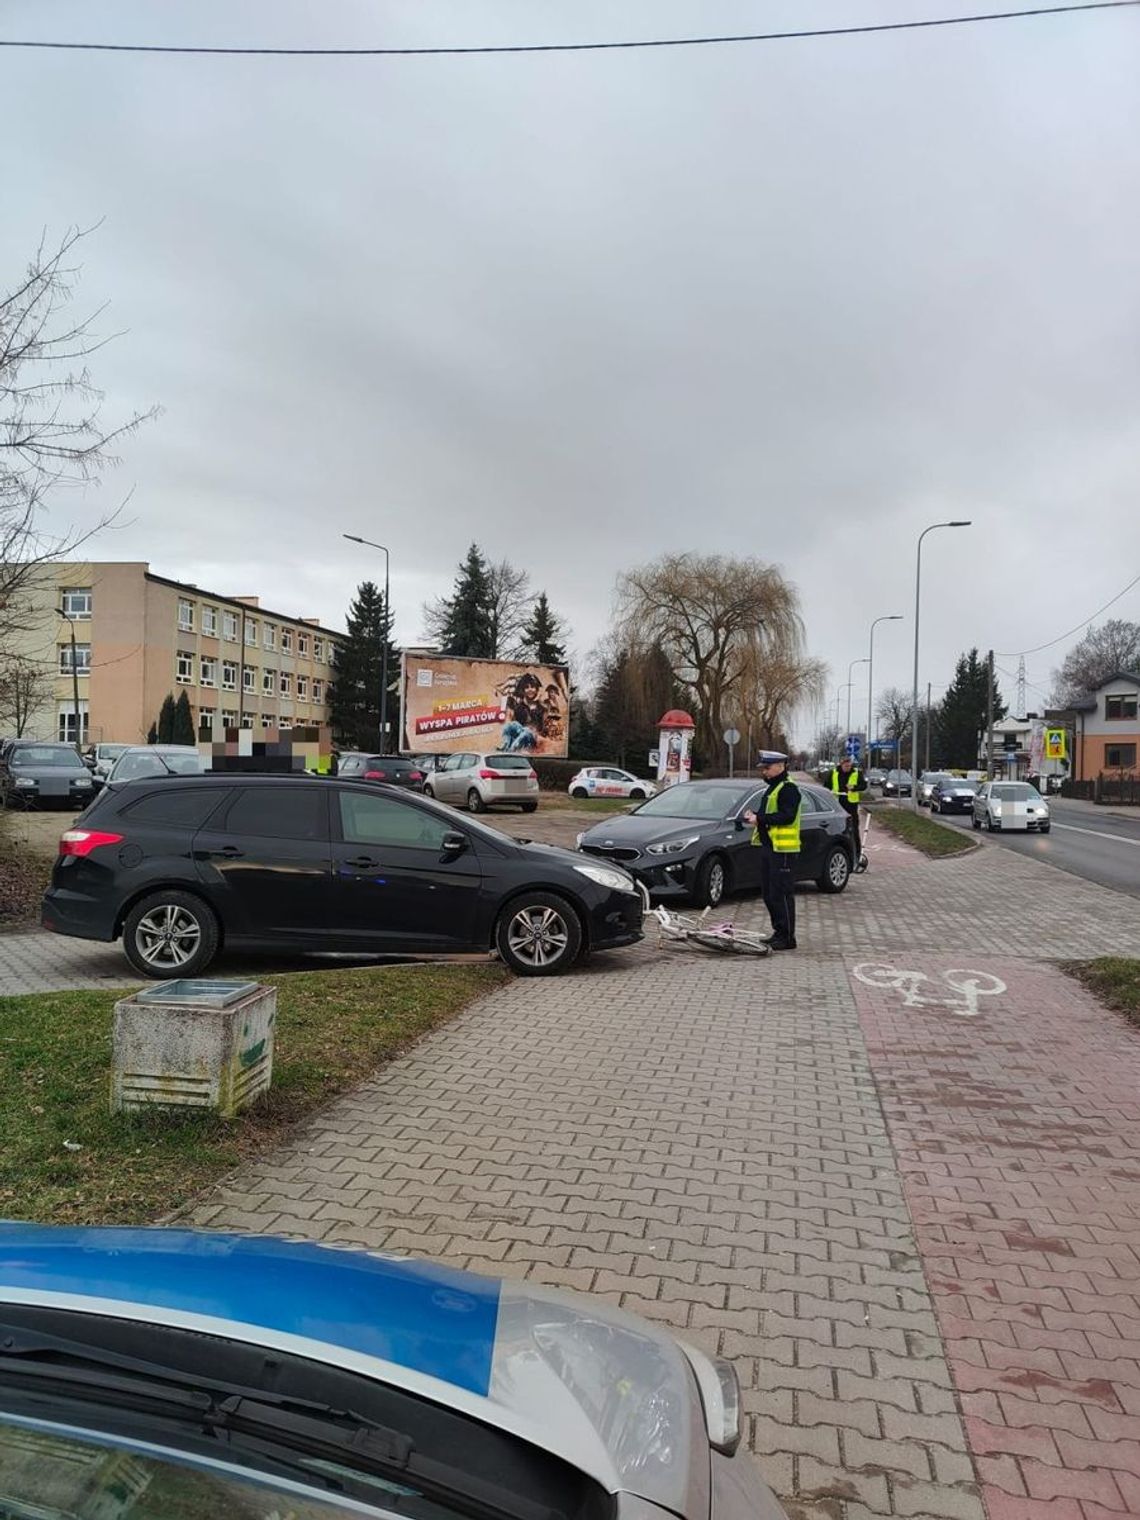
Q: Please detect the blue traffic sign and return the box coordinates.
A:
[872,739,898,752]
[845,734,862,760]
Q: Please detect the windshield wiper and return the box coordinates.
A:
[0,1327,557,1520]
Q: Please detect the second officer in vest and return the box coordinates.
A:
[828,753,867,862]
[742,750,802,951]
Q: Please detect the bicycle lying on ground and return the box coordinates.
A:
[651,904,771,956]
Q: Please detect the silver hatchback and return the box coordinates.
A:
[424,750,540,813]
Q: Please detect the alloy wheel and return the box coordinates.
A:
[828,850,849,888]
[506,905,570,969]
[134,904,202,970]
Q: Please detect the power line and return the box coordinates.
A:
[995,571,1140,657]
[1,2,1137,58]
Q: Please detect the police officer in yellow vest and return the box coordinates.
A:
[828,754,867,862]
[742,751,802,951]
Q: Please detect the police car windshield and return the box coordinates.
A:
[636,783,754,819]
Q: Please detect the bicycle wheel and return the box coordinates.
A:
[692,930,769,956]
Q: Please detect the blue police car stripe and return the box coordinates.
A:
[0,1225,501,1398]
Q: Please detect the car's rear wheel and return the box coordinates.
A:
[467,788,486,813]
[123,890,220,979]
[571,787,588,798]
[495,892,581,976]
[818,844,851,893]
[521,801,538,813]
[692,853,727,908]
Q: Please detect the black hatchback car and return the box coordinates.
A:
[577,778,856,908]
[335,753,427,790]
[42,776,643,979]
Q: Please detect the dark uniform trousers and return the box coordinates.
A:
[758,850,797,942]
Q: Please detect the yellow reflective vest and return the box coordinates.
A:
[831,767,863,805]
[751,776,802,852]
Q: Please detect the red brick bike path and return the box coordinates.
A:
[851,955,1140,1520]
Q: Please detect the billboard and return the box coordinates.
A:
[400,654,570,756]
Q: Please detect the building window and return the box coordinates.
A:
[242,666,255,693]
[178,598,195,632]
[279,716,293,731]
[297,675,309,700]
[1105,694,1138,721]
[223,611,239,642]
[262,668,276,694]
[61,588,92,620]
[263,623,277,651]
[298,633,310,658]
[176,650,194,684]
[313,678,324,703]
[239,714,253,729]
[222,709,238,728]
[261,713,276,729]
[1106,743,1137,769]
[200,657,218,688]
[279,672,293,697]
[281,628,294,653]
[221,660,237,690]
[58,643,91,674]
[198,707,216,739]
[202,605,218,638]
[245,619,258,646]
[57,702,89,743]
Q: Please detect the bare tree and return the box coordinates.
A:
[875,686,914,765]
[420,549,530,660]
[486,557,531,660]
[1051,619,1140,705]
[615,553,811,762]
[0,654,52,736]
[725,644,827,756]
[1,225,157,645]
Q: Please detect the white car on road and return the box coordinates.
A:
[569,766,656,801]
[972,780,1051,833]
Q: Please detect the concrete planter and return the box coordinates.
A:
[111,979,275,1117]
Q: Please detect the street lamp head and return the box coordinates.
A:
[342,534,364,544]
[948,520,971,527]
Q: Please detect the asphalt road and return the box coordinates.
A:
[933,796,1140,899]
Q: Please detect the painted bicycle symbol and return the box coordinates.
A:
[852,962,1006,1018]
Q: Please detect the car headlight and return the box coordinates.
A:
[574,862,637,894]
[646,835,700,856]
[73,777,92,786]
[575,831,586,847]
[991,803,1002,814]
[14,777,36,787]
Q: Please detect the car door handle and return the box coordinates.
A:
[345,855,382,870]
[200,845,243,859]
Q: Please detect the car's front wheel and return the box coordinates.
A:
[423,784,435,799]
[818,843,851,893]
[122,890,220,979]
[971,813,981,830]
[692,853,728,908]
[629,788,646,800]
[495,892,582,976]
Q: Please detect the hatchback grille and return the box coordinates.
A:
[581,844,640,863]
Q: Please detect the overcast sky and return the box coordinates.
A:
[4,0,1139,739]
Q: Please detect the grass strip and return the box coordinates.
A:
[1065,957,1140,1027]
[871,805,978,858]
[0,963,505,1225]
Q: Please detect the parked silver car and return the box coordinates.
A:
[917,771,953,807]
[107,744,207,784]
[0,741,95,809]
[423,750,539,813]
[972,780,1051,833]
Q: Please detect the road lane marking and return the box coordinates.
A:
[1052,823,1140,848]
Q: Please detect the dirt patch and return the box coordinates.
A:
[0,809,70,930]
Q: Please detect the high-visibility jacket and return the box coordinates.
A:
[831,766,863,805]
[764,777,802,852]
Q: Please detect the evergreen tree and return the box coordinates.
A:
[173,691,196,745]
[593,641,682,770]
[566,692,600,760]
[326,580,400,750]
[520,591,568,666]
[936,649,1006,768]
[435,545,495,658]
[146,721,158,745]
[157,693,176,743]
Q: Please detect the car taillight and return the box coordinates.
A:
[479,769,497,779]
[364,770,387,780]
[59,829,123,858]
[527,770,537,780]
[409,770,423,780]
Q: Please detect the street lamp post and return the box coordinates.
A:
[867,614,903,767]
[847,657,869,737]
[911,520,971,810]
[342,534,391,754]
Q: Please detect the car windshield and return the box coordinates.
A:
[10,748,81,767]
[635,784,753,819]
[993,783,1041,800]
[925,774,952,785]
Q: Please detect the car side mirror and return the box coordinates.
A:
[441,832,468,857]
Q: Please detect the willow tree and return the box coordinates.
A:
[615,554,814,762]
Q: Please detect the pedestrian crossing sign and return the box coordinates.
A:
[1044,728,1067,760]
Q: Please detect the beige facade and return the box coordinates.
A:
[5,562,341,744]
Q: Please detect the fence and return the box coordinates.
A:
[1061,774,1139,806]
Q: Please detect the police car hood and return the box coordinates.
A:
[0,1225,708,1512]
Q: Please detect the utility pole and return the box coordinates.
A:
[925,681,932,773]
[985,649,995,777]
[58,607,82,754]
